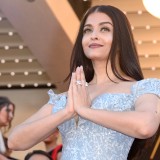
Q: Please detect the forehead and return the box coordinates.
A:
[29,154,49,160]
[7,104,14,111]
[9,104,14,108]
[84,12,112,26]
[0,104,14,112]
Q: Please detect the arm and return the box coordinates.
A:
[8,103,69,150]
[72,66,160,139]
[8,80,75,151]
[77,94,160,139]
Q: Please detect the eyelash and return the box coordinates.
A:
[83,27,110,34]
[101,27,110,32]
[83,28,92,34]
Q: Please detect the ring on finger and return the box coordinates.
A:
[76,80,82,85]
[76,80,88,87]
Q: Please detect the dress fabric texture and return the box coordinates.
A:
[48,78,160,160]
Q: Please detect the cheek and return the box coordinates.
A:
[1,109,8,118]
[103,38,113,53]
[82,36,88,51]
[108,35,113,45]
[0,113,8,125]
[103,34,113,44]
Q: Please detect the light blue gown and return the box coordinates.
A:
[48,78,160,160]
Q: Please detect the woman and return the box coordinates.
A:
[8,5,160,160]
[0,97,15,130]
[0,97,15,155]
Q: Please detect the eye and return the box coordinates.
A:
[101,27,110,32]
[6,108,11,112]
[5,107,13,113]
[83,28,92,34]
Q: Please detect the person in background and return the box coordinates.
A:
[0,97,15,155]
[43,129,62,160]
[2,136,19,160]
[24,150,52,160]
[8,5,160,160]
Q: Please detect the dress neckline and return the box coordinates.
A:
[90,80,138,103]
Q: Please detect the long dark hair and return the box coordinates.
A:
[65,5,144,83]
[65,5,156,160]
[0,96,15,131]
[128,127,160,160]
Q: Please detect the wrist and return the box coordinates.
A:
[63,108,75,120]
[76,106,90,117]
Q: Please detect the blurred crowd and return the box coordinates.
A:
[0,96,62,160]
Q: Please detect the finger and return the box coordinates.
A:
[76,67,81,89]
[68,74,73,94]
[67,74,73,104]
[72,72,77,94]
[76,66,81,81]
[80,66,87,87]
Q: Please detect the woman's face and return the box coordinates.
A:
[0,104,14,127]
[82,12,113,61]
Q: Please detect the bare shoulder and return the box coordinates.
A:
[134,94,159,121]
[135,94,160,123]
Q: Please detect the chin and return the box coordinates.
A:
[85,53,107,60]
[85,54,99,59]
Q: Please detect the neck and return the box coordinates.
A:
[91,60,118,84]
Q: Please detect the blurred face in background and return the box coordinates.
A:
[0,104,14,127]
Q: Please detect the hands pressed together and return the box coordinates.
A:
[65,66,91,119]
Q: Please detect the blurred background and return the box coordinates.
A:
[0,0,159,159]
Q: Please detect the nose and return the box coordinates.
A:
[90,30,99,40]
[9,112,14,120]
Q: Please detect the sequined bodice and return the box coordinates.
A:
[48,78,160,160]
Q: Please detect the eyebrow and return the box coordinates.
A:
[84,21,113,27]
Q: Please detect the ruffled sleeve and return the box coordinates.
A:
[132,78,160,101]
[47,89,67,113]
[47,89,61,105]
